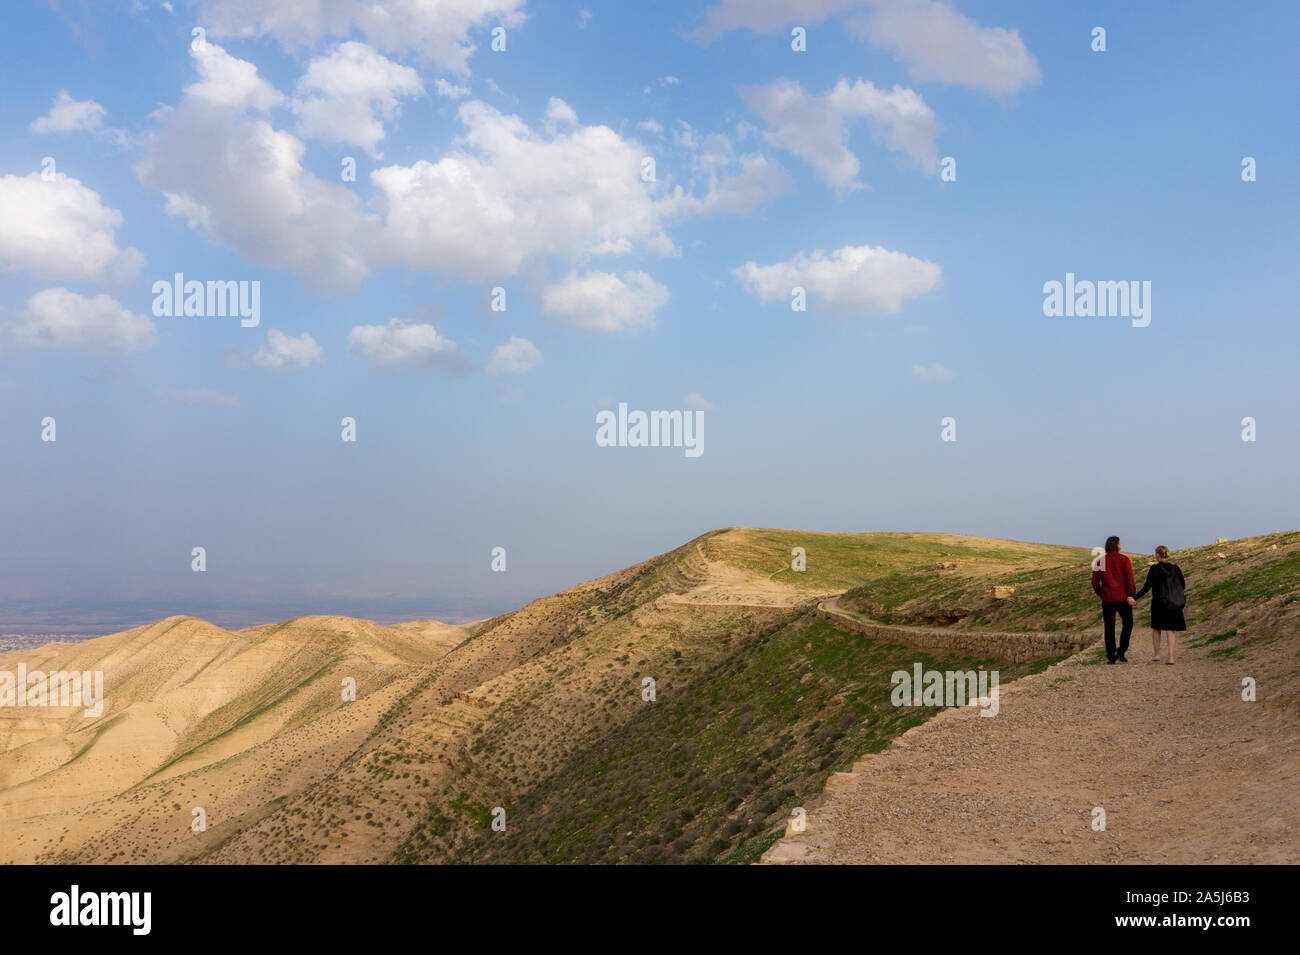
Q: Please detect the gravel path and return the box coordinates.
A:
[762,624,1299,864]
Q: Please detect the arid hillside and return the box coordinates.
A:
[0,615,466,862]
[2,528,1294,864]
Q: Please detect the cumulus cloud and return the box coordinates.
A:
[740,78,939,190]
[541,96,579,133]
[347,317,466,374]
[253,329,324,369]
[487,336,541,375]
[153,387,240,408]
[693,0,1038,96]
[6,288,156,352]
[369,99,675,281]
[199,0,526,74]
[185,41,285,111]
[30,91,106,132]
[136,43,371,294]
[136,49,782,295]
[541,270,669,332]
[29,91,128,144]
[0,172,144,283]
[292,42,423,157]
[734,244,940,315]
[911,361,954,380]
[847,0,1040,96]
[141,56,665,291]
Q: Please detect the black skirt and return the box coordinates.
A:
[1138,562,1188,631]
[1150,605,1186,631]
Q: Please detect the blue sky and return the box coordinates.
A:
[1,0,1297,625]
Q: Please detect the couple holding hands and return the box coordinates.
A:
[1091,536,1187,665]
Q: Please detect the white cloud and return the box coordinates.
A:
[199,0,526,74]
[6,288,156,352]
[137,43,371,294]
[684,391,713,412]
[734,244,940,315]
[0,172,144,283]
[848,0,1040,96]
[659,151,790,219]
[694,1,1037,96]
[137,49,780,295]
[185,42,285,111]
[153,386,240,408]
[348,318,465,374]
[654,123,790,217]
[434,78,471,99]
[487,336,541,375]
[911,361,953,380]
[253,328,324,369]
[644,75,684,96]
[369,100,674,281]
[29,91,128,144]
[825,79,939,170]
[292,42,423,157]
[542,96,579,133]
[691,0,859,41]
[740,77,939,190]
[541,270,668,332]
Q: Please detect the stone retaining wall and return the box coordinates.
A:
[816,607,1096,663]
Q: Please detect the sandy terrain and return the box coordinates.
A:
[0,615,467,863]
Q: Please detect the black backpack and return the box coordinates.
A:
[1159,567,1186,611]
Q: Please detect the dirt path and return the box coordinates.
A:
[763,622,1300,864]
[656,541,837,610]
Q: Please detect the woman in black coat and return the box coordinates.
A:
[1132,545,1187,664]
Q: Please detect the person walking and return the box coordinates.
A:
[1133,545,1187,664]
[1091,535,1136,663]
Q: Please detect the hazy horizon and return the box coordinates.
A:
[4,522,1287,637]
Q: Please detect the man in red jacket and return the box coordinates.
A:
[1092,535,1136,663]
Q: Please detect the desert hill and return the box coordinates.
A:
[0,614,466,862]
[1,528,1295,864]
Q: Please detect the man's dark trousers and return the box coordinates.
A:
[1102,600,1133,661]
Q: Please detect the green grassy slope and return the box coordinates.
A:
[706,527,1086,593]
[842,530,1300,633]
[396,611,1061,865]
[392,528,1299,865]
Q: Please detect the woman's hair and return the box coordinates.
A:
[1104,535,1121,553]
[1155,545,1170,560]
